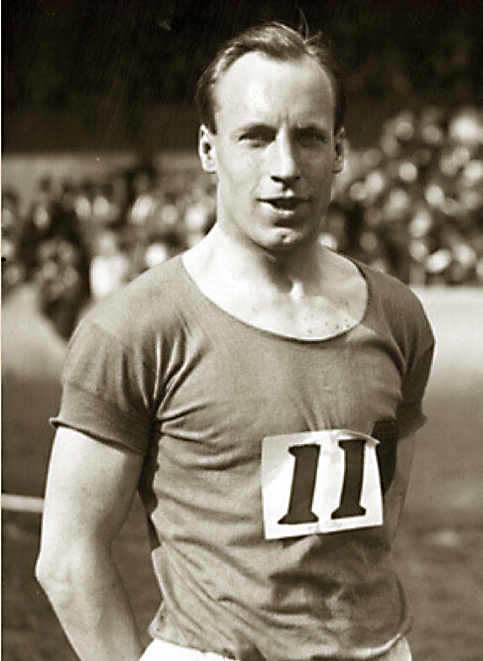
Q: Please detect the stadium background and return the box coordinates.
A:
[2,1,483,660]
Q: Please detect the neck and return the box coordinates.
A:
[182,222,367,341]
[195,223,328,293]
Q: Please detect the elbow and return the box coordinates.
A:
[35,547,71,599]
[36,535,109,605]
[35,549,58,591]
[35,541,82,606]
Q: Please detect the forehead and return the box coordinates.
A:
[213,52,336,130]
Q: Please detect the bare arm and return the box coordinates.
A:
[384,431,418,544]
[36,427,146,661]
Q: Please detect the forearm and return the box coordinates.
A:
[37,544,144,661]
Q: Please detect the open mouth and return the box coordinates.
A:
[264,198,306,211]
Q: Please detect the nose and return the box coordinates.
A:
[270,133,301,186]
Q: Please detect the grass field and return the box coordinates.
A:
[2,283,483,661]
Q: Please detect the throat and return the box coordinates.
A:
[183,238,368,341]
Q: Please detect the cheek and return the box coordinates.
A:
[225,165,259,197]
[307,152,334,173]
[219,152,254,184]
[310,164,336,193]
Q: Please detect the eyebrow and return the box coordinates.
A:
[234,121,331,137]
[295,124,331,137]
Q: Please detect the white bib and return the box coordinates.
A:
[261,429,383,540]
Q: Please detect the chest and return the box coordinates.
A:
[241,292,366,340]
[155,325,403,466]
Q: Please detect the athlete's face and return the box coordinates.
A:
[199,52,344,253]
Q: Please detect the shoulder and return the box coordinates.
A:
[79,255,188,342]
[59,257,192,410]
[357,260,428,317]
[355,260,435,357]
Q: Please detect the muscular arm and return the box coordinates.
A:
[384,431,418,544]
[36,427,146,661]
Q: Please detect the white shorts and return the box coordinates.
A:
[139,636,413,661]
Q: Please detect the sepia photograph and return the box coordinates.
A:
[2,2,483,660]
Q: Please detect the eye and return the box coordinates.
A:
[240,126,275,147]
[296,128,329,148]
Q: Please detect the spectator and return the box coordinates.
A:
[1,189,26,294]
[89,230,130,301]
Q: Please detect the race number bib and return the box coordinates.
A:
[261,430,383,539]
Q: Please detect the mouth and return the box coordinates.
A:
[262,197,308,212]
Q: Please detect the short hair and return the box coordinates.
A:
[195,22,346,135]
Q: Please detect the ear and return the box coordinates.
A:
[332,127,346,174]
[198,125,217,174]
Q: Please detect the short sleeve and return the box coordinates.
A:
[396,340,434,438]
[51,317,157,455]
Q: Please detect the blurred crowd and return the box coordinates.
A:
[326,105,483,288]
[2,163,216,338]
[2,105,483,339]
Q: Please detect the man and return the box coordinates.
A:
[36,23,434,661]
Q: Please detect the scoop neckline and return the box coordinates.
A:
[176,253,371,345]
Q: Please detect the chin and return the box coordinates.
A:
[274,221,320,246]
[257,229,311,254]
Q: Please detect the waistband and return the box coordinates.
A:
[138,637,412,661]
